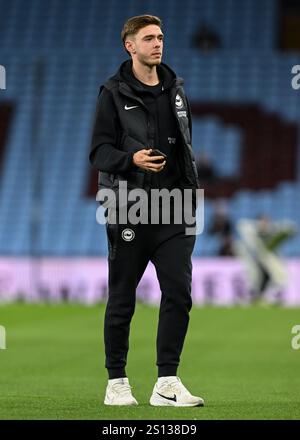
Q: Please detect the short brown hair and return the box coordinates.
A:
[121,15,162,50]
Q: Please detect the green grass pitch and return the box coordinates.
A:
[0,303,300,420]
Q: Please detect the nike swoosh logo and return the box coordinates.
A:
[124,105,139,110]
[157,392,177,402]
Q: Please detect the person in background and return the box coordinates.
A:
[196,151,216,186]
[235,214,296,304]
[209,199,235,256]
[192,23,221,53]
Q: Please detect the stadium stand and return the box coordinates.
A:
[0,0,299,257]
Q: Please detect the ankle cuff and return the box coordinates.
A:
[107,368,126,380]
[158,366,178,377]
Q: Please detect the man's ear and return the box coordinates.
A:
[125,39,136,55]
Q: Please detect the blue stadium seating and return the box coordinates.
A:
[0,0,299,257]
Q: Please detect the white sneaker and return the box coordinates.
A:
[150,376,204,407]
[104,377,138,406]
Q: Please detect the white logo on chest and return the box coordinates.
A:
[175,94,184,109]
[125,104,139,110]
[121,228,135,241]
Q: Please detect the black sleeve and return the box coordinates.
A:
[89,87,138,173]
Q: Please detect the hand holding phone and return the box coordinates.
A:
[149,149,167,164]
[132,149,167,172]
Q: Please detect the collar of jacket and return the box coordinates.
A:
[112,59,183,89]
[113,59,183,88]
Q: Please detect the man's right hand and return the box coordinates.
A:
[133,149,166,172]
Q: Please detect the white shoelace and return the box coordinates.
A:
[159,378,189,395]
[111,382,133,397]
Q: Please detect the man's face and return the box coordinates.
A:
[127,25,164,66]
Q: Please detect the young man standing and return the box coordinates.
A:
[89,15,204,407]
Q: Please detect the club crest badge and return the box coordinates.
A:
[175,94,184,109]
[121,228,135,242]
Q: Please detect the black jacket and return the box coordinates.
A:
[89,60,200,206]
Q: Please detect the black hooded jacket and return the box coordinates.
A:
[89,59,200,205]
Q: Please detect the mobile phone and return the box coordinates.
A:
[149,149,167,163]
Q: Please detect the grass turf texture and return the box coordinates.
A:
[0,303,300,420]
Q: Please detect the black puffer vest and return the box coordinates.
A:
[97,62,200,205]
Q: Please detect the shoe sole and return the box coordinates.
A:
[104,400,138,406]
[150,396,204,407]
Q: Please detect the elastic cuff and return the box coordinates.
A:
[128,151,140,171]
[158,365,178,377]
[107,368,127,380]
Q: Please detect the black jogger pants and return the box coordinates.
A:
[103,206,196,380]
